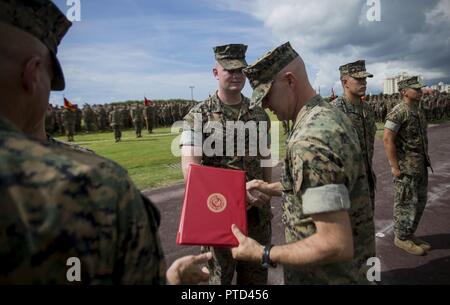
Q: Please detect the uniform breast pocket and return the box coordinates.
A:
[406,123,419,138]
[204,121,224,139]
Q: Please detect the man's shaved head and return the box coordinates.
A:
[263,56,316,121]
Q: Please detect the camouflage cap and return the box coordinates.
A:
[397,76,425,91]
[243,42,299,109]
[339,60,373,79]
[0,0,72,91]
[213,44,248,70]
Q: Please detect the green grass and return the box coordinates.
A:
[56,128,182,189]
[56,116,448,190]
[55,112,287,190]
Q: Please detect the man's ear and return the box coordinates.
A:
[341,76,348,88]
[212,67,219,79]
[284,72,296,87]
[21,56,42,94]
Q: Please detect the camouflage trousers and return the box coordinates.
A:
[133,120,143,137]
[201,207,271,285]
[64,123,75,140]
[145,118,153,133]
[64,124,74,135]
[393,169,428,240]
[112,125,121,141]
[85,120,96,132]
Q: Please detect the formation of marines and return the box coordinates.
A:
[45,101,197,141]
[364,91,450,122]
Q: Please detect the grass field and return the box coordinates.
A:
[55,116,448,190]
[55,112,288,190]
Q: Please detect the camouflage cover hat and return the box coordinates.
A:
[0,0,72,91]
[397,76,425,91]
[243,42,299,109]
[213,44,248,70]
[339,60,373,79]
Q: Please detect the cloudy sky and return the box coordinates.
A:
[50,0,450,105]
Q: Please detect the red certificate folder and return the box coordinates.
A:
[176,164,247,247]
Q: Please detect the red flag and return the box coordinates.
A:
[64,97,77,111]
[144,97,154,106]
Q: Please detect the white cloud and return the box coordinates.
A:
[212,0,450,95]
[51,0,449,103]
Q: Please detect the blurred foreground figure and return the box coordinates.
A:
[0,0,210,284]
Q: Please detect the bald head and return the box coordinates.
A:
[275,56,312,89]
[262,56,316,121]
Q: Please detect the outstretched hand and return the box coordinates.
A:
[166,252,212,285]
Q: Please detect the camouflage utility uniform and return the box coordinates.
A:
[385,102,431,240]
[62,107,76,142]
[0,116,166,284]
[281,95,375,284]
[109,108,122,142]
[332,95,377,210]
[181,92,272,285]
[332,60,377,210]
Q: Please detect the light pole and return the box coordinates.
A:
[189,86,195,101]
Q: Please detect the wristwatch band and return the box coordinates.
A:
[261,244,276,269]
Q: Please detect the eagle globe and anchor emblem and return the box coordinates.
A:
[207,193,227,213]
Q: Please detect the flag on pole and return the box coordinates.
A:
[64,97,77,111]
[144,97,154,106]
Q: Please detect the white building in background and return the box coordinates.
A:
[430,82,450,93]
[383,72,423,94]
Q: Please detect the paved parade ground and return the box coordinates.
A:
[143,123,450,285]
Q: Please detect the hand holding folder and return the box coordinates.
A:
[176,164,248,247]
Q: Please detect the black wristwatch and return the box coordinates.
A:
[261,244,276,269]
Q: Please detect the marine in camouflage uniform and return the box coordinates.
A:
[109,106,122,142]
[62,106,76,142]
[121,105,130,129]
[82,104,96,133]
[180,44,272,285]
[143,103,154,133]
[238,42,375,284]
[45,104,57,135]
[0,0,165,284]
[384,76,432,255]
[331,60,377,210]
[130,104,144,138]
[96,105,108,132]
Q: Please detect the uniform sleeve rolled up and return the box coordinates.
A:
[302,184,351,215]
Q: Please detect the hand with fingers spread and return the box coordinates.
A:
[230,224,264,262]
[166,252,212,285]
